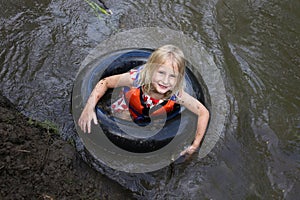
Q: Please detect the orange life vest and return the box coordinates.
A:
[124,87,176,123]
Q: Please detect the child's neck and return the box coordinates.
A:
[148,91,165,100]
[141,85,170,100]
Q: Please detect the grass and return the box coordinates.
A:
[28,118,59,135]
[84,0,112,19]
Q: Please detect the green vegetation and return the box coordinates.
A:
[28,118,59,135]
[84,0,112,19]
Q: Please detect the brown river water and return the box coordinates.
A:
[0,0,299,199]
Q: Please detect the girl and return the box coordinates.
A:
[78,45,209,155]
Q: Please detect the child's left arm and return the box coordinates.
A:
[177,91,210,155]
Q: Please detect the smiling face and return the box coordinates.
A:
[150,60,179,98]
[139,45,186,99]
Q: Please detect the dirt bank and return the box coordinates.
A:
[0,94,133,199]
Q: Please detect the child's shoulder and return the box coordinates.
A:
[129,65,144,86]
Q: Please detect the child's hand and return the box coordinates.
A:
[180,145,198,156]
[78,108,98,133]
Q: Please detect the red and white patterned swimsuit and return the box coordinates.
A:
[111,66,166,113]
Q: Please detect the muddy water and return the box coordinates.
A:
[0,0,299,199]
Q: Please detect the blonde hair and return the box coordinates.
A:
[139,45,186,98]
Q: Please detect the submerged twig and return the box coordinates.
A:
[17,149,31,153]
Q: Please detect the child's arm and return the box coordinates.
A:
[177,91,210,155]
[78,72,133,133]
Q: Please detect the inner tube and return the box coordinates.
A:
[84,48,205,153]
[72,27,228,173]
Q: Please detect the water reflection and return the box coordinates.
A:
[0,0,299,199]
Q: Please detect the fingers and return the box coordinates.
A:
[78,119,91,133]
[87,119,91,134]
[78,112,98,134]
[78,118,87,133]
[180,149,187,156]
[180,145,197,156]
[93,113,98,125]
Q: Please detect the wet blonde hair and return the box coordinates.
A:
[139,44,186,99]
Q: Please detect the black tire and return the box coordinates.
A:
[78,48,204,153]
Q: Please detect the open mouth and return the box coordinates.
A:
[158,84,168,89]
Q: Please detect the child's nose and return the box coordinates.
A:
[162,75,169,84]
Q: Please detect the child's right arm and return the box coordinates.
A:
[78,72,133,133]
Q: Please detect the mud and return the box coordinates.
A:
[0,93,133,199]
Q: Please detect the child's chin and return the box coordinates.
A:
[157,88,169,94]
[152,85,171,95]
